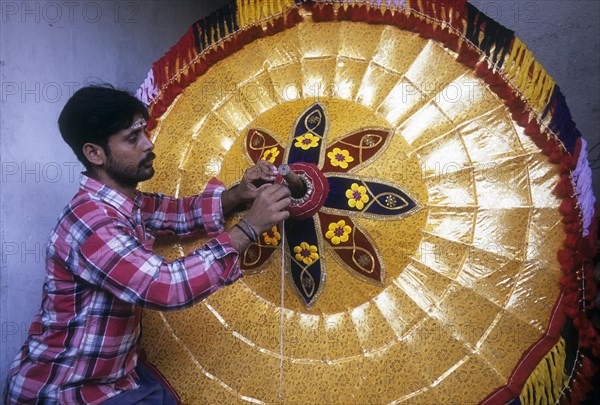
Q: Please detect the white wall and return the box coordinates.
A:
[1,0,598,395]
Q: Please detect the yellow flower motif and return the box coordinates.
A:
[327,147,354,169]
[294,133,320,150]
[293,242,319,265]
[262,226,281,246]
[261,147,279,164]
[345,183,369,210]
[325,220,352,245]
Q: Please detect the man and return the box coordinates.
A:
[4,85,291,404]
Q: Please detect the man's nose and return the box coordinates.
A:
[142,132,154,151]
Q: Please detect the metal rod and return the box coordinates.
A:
[278,164,307,199]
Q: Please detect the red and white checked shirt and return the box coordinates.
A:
[5,174,242,404]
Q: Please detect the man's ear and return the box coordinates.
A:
[82,143,107,167]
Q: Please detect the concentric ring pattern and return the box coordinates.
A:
[139,21,563,404]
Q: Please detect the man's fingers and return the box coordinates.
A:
[257,160,278,174]
[274,210,290,222]
[244,166,260,182]
[271,197,291,212]
[263,184,291,201]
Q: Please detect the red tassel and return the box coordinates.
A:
[351,5,368,21]
[475,62,491,78]
[405,13,418,32]
[337,5,351,21]
[524,119,541,136]
[310,3,322,22]
[564,234,579,249]
[320,4,335,21]
[570,379,584,402]
[557,248,576,267]
[430,25,443,42]
[549,150,563,163]
[418,18,434,39]
[152,99,167,117]
[444,29,460,52]
[494,82,513,100]
[286,8,302,27]
[382,9,394,25]
[146,117,158,132]
[577,374,592,393]
[564,222,581,234]
[367,8,383,24]
[179,72,192,89]
[516,111,530,127]
[582,357,598,378]
[270,16,285,34]
[392,11,408,29]
[505,95,525,111]
[554,176,573,198]
[456,44,479,69]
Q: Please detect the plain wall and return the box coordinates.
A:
[1,0,599,396]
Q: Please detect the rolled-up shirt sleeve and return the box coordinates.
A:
[78,217,242,311]
[140,178,226,237]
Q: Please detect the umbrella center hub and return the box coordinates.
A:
[277,162,329,220]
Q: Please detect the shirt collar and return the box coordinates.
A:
[79,173,143,217]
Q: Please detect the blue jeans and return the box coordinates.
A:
[101,363,178,405]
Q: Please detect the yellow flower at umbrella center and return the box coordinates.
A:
[325,220,352,245]
[327,147,354,169]
[261,147,279,163]
[345,183,369,210]
[294,133,320,150]
[262,226,281,246]
[293,242,319,265]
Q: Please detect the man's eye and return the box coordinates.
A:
[128,135,138,143]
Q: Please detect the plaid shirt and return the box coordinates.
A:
[5,174,242,404]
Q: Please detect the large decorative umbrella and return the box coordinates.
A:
[136,1,598,403]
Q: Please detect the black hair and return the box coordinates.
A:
[58,84,149,170]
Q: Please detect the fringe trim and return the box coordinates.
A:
[237,0,295,27]
[560,352,599,405]
[519,337,568,404]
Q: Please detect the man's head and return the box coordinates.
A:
[59,85,155,187]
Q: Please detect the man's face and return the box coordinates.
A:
[105,114,155,186]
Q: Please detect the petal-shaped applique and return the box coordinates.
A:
[284,217,325,309]
[245,128,285,166]
[240,242,277,273]
[286,103,327,166]
[318,212,384,285]
[322,128,392,173]
[322,174,421,220]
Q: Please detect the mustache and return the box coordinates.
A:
[139,152,156,167]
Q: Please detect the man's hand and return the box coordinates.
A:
[243,184,291,234]
[229,184,291,252]
[221,161,278,214]
[238,160,278,202]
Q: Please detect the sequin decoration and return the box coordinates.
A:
[243,102,420,306]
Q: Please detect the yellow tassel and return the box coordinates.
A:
[504,37,522,78]
[254,0,261,22]
[236,0,243,27]
[519,337,568,404]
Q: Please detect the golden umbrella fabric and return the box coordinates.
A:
[135,1,599,403]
